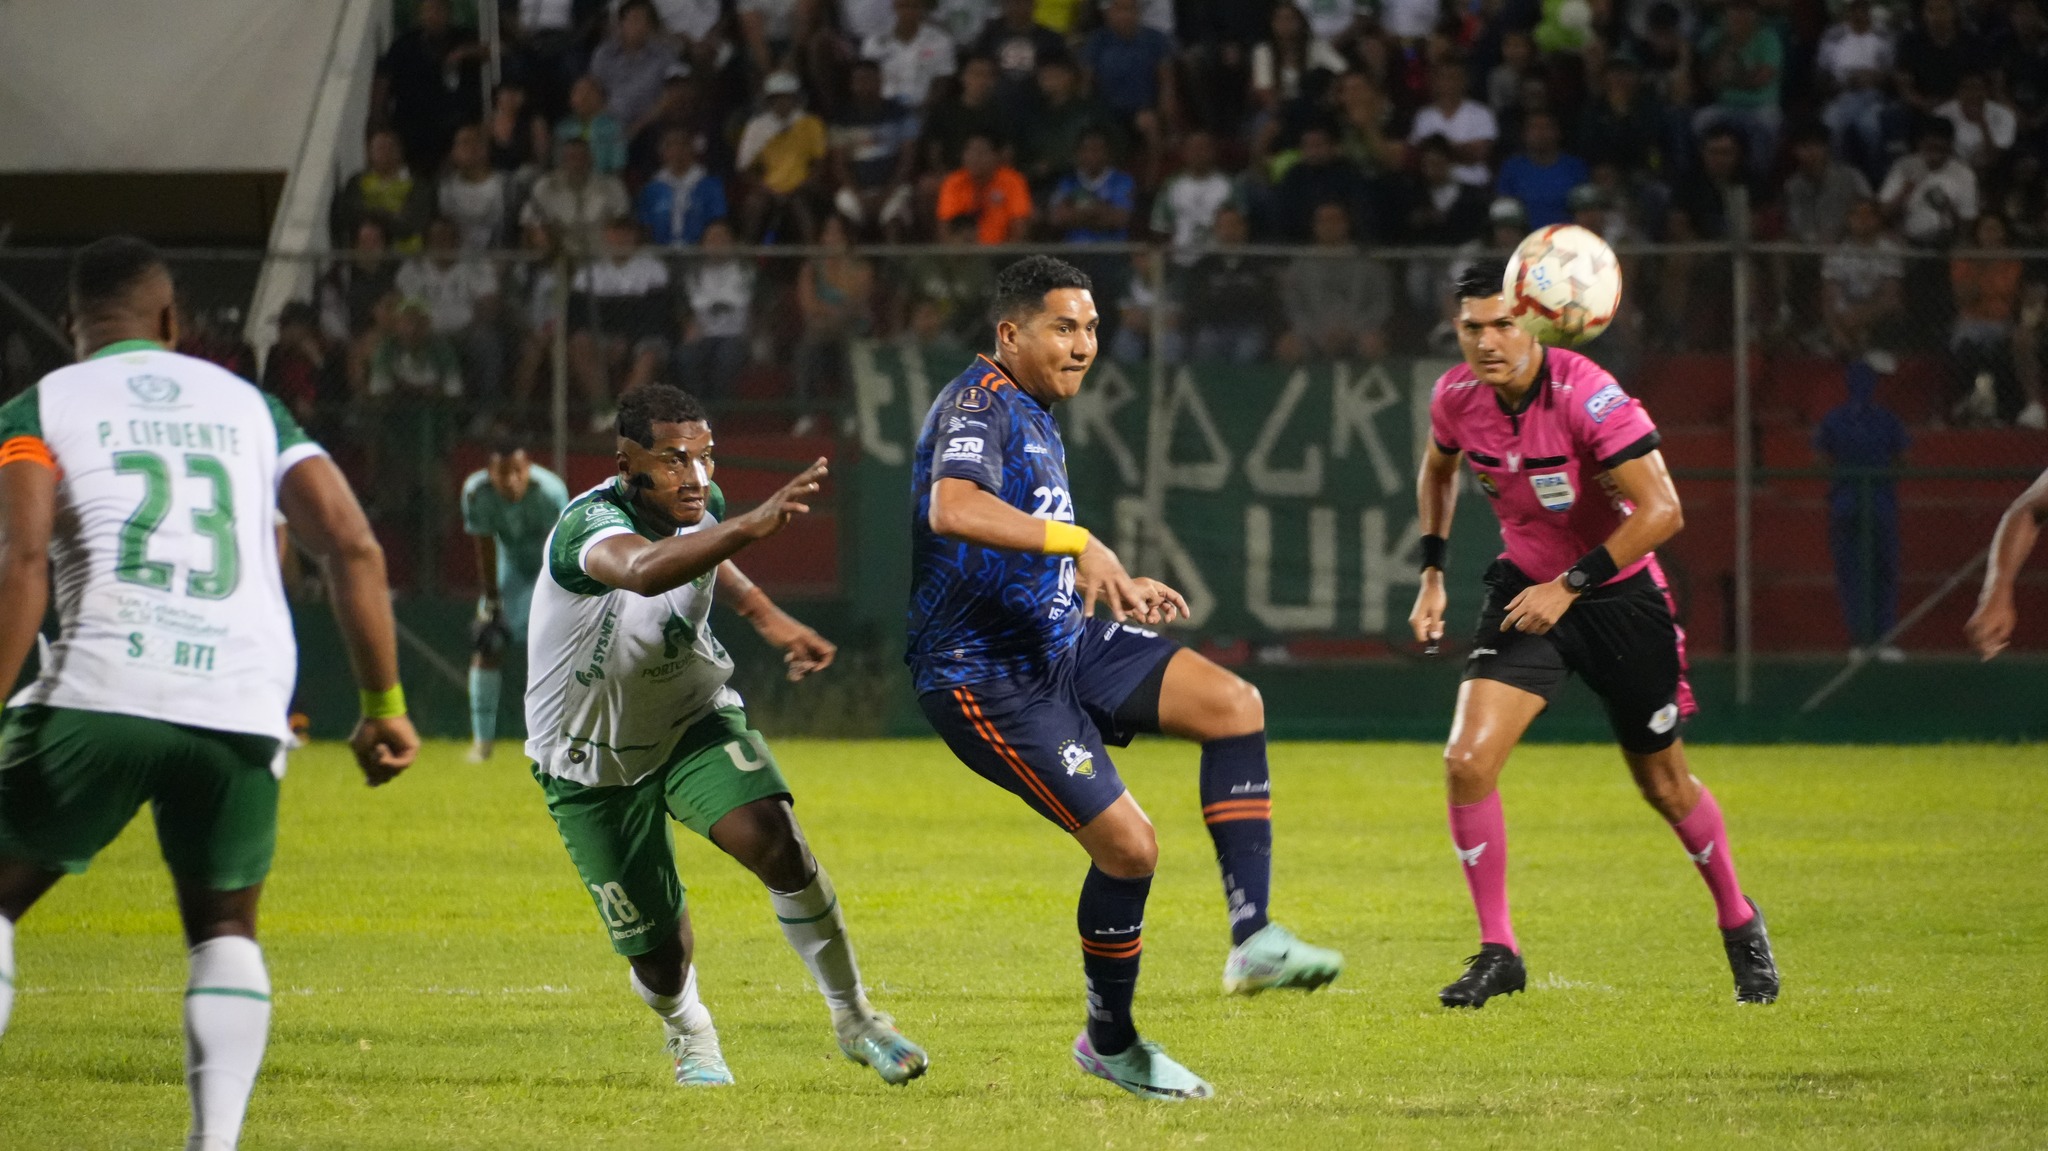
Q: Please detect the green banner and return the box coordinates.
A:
[845,342,1500,652]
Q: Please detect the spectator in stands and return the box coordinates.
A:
[1818,0,1896,181]
[569,218,674,429]
[263,301,344,437]
[927,0,994,46]
[737,0,807,78]
[1880,114,1979,246]
[864,0,959,108]
[831,59,920,240]
[676,219,756,404]
[639,126,729,246]
[791,215,876,434]
[1050,127,1137,243]
[1786,126,1874,244]
[1399,134,1490,318]
[504,0,583,120]
[556,75,631,174]
[894,217,998,349]
[1672,125,1749,240]
[1693,0,1785,177]
[1080,0,1178,133]
[2002,0,2048,146]
[176,304,257,380]
[319,218,401,362]
[1495,110,1590,228]
[1814,357,1909,660]
[1488,30,1535,120]
[973,0,1067,122]
[1023,56,1110,191]
[1181,205,1275,363]
[364,297,462,531]
[629,70,723,177]
[841,0,898,43]
[1280,200,1391,362]
[1151,130,1237,262]
[1579,56,1665,176]
[375,0,486,172]
[522,137,633,257]
[368,298,465,401]
[486,82,549,176]
[1895,0,1989,121]
[919,55,1007,176]
[1250,3,1347,123]
[1409,60,1498,187]
[1274,122,1372,242]
[332,129,433,251]
[1950,211,2025,421]
[1822,196,1907,355]
[737,71,830,241]
[590,1,683,141]
[397,217,505,418]
[440,125,515,252]
[937,130,1034,242]
[1332,70,1406,183]
[2017,280,2048,428]
[651,0,730,72]
[1937,71,2017,173]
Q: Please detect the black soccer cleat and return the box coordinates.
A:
[1722,896,1780,1005]
[1439,943,1527,1008]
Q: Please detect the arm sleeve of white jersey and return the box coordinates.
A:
[546,496,637,594]
[263,392,328,488]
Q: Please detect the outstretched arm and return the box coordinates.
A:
[1408,440,1461,645]
[1500,450,1685,635]
[1966,466,2048,659]
[927,477,1185,624]
[586,460,826,597]
[0,458,54,697]
[717,561,835,680]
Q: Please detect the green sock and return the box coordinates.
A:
[468,667,501,745]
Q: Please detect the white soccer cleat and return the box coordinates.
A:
[666,1025,734,1086]
[835,1010,928,1085]
[465,740,493,763]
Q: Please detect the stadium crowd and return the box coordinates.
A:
[255,0,2048,445]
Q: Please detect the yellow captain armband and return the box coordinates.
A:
[1043,520,1091,556]
[359,684,408,719]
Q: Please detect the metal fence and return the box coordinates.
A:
[0,238,2039,697]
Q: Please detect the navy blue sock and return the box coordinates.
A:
[1200,731,1273,946]
[1077,864,1150,1056]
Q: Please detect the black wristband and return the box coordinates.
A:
[1566,545,1620,592]
[1420,534,1448,572]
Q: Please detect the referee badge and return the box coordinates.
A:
[1529,472,1575,512]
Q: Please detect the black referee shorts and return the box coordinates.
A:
[1463,559,1697,754]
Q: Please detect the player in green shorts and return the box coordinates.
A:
[0,237,419,1151]
[525,384,926,1088]
[461,432,569,761]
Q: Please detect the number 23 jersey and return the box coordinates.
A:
[906,354,1081,694]
[0,343,326,746]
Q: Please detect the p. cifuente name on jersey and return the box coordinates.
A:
[523,479,743,787]
[0,343,326,755]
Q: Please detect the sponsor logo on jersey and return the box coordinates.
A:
[1024,442,1051,454]
[126,374,181,407]
[574,610,619,686]
[945,416,988,433]
[942,436,985,462]
[1059,738,1096,778]
[1584,382,1629,424]
[1649,702,1679,734]
[660,613,692,660]
[1530,471,1575,512]
[954,385,991,412]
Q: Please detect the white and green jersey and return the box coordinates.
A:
[0,340,325,747]
[524,479,742,787]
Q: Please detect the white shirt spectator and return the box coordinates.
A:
[396,257,498,333]
[520,0,575,31]
[862,22,958,106]
[840,0,895,41]
[685,261,756,339]
[1817,24,1893,86]
[521,172,633,252]
[1935,98,2018,168]
[1822,235,1904,304]
[1136,0,1175,34]
[1150,170,1236,262]
[1379,0,1440,40]
[738,0,800,40]
[930,0,994,44]
[438,170,512,251]
[1409,100,1499,186]
[573,252,671,296]
[1251,39,1349,102]
[1878,153,1979,243]
[652,0,723,41]
[1295,0,1362,42]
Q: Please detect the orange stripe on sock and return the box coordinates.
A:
[956,688,1079,830]
[1080,937,1143,959]
[1205,810,1271,824]
[1201,799,1272,814]
[0,436,53,470]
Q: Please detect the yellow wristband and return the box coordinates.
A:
[359,684,407,719]
[1043,521,1091,556]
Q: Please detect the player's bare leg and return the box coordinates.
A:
[171,882,269,1151]
[1624,742,1780,1004]
[0,857,64,1037]
[625,915,730,1085]
[1155,650,1342,994]
[1438,678,1546,1008]
[1068,793,1212,1100]
[709,797,927,1084]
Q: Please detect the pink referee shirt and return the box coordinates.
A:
[1429,348,1663,585]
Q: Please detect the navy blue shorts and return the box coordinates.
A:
[918,619,1181,832]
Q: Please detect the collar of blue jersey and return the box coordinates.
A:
[1493,348,1552,418]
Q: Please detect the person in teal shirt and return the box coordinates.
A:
[461,434,569,760]
[1692,0,1785,178]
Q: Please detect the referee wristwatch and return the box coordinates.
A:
[1561,567,1594,595]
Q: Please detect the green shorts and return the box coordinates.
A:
[533,706,790,956]
[0,705,282,890]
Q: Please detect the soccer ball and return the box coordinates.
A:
[1503,224,1622,346]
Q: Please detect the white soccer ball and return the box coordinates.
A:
[1503,224,1622,347]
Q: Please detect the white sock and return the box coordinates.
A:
[0,914,14,1037]
[631,963,712,1035]
[769,867,867,1019]
[184,936,271,1151]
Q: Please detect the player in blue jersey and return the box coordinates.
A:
[908,256,1343,1102]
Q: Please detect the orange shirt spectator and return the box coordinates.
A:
[937,134,1033,244]
[1952,254,2021,324]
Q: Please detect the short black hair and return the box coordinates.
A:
[70,235,168,319]
[616,384,708,447]
[488,428,529,458]
[1455,258,1509,301]
[989,255,1092,325]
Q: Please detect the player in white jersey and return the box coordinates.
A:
[525,384,926,1088]
[0,238,419,1151]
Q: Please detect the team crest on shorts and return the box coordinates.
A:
[1058,739,1095,778]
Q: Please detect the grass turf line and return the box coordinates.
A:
[1,740,2043,1149]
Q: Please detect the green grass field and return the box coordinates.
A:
[2,739,2043,1149]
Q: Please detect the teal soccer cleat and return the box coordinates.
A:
[1222,923,1344,995]
[666,1026,735,1087]
[1072,1032,1215,1101]
[836,1012,930,1085]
